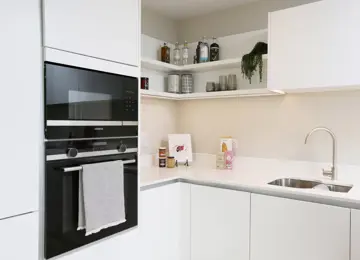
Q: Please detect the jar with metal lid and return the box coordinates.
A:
[181,74,193,94]
[168,74,181,93]
[167,157,176,168]
[158,147,167,158]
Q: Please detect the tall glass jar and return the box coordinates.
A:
[174,42,181,65]
[182,41,189,65]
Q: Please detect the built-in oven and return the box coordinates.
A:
[44,62,138,124]
[45,131,138,259]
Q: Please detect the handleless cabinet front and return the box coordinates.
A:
[351,209,360,260]
[191,185,250,260]
[0,0,41,219]
[250,194,350,260]
[44,0,139,66]
[139,183,191,260]
[268,0,360,92]
[0,213,39,259]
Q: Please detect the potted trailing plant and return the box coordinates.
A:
[241,42,268,84]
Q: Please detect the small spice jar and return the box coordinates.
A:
[159,147,167,158]
[159,158,166,168]
[167,156,176,168]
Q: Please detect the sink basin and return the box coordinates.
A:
[268,178,352,193]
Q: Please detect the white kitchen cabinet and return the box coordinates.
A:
[268,0,360,92]
[0,213,39,259]
[351,209,360,260]
[191,185,250,260]
[251,194,350,260]
[139,183,191,260]
[0,0,41,219]
[44,0,139,66]
[55,228,140,260]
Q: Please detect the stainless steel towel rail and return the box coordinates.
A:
[62,159,136,172]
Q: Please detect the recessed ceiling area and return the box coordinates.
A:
[142,0,260,20]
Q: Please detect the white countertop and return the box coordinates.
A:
[140,156,360,209]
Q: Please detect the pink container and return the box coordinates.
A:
[225,151,233,169]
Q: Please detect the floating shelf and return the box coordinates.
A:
[141,58,180,72]
[140,90,180,100]
[141,55,268,73]
[141,88,283,101]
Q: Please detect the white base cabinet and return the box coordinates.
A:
[0,213,39,259]
[140,183,191,260]
[191,185,250,260]
[351,209,360,260]
[250,194,350,260]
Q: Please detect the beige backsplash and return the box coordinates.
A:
[141,90,360,166]
[140,97,179,155]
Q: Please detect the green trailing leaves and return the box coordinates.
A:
[241,42,268,84]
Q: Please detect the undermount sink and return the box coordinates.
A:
[268,178,353,193]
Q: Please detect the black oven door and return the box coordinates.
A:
[44,154,138,259]
[45,62,138,122]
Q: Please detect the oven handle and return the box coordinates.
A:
[62,159,136,172]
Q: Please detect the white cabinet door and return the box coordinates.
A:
[44,0,139,66]
[251,194,350,260]
[191,185,250,260]
[56,228,140,260]
[140,183,191,260]
[268,0,360,92]
[351,209,360,260]
[0,0,41,219]
[0,213,39,259]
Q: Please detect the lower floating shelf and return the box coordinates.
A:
[140,89,284,101]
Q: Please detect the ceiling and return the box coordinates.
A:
[142,0,260,20]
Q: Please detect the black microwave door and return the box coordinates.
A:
[77,68,122,121]
[45,63,81,121]
[45,62,138,122]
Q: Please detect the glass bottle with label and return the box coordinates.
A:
[210,37,220,62]
[174,42,181,65]
[196,41,202,63]
[199,36,209,63]
[182,41,189,65]
[161,43,170,63]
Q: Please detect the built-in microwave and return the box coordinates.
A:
[44,62,138,125]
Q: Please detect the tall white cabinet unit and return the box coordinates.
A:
[0,0,41,220]
[44,0,140,66]
[191,185,250,260]
[268,0,360,92]
[250,194,350,260]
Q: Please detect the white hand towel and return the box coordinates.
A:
[78,160,126,236]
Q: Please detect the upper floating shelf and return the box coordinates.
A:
[141,55,268,73]
[140,88,283,101]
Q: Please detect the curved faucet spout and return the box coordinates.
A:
[304,127,336,180]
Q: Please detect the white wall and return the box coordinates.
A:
[142,7,178,43]
[177,0,320,42]
[178,90,360,166]
[140,98,179,155]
